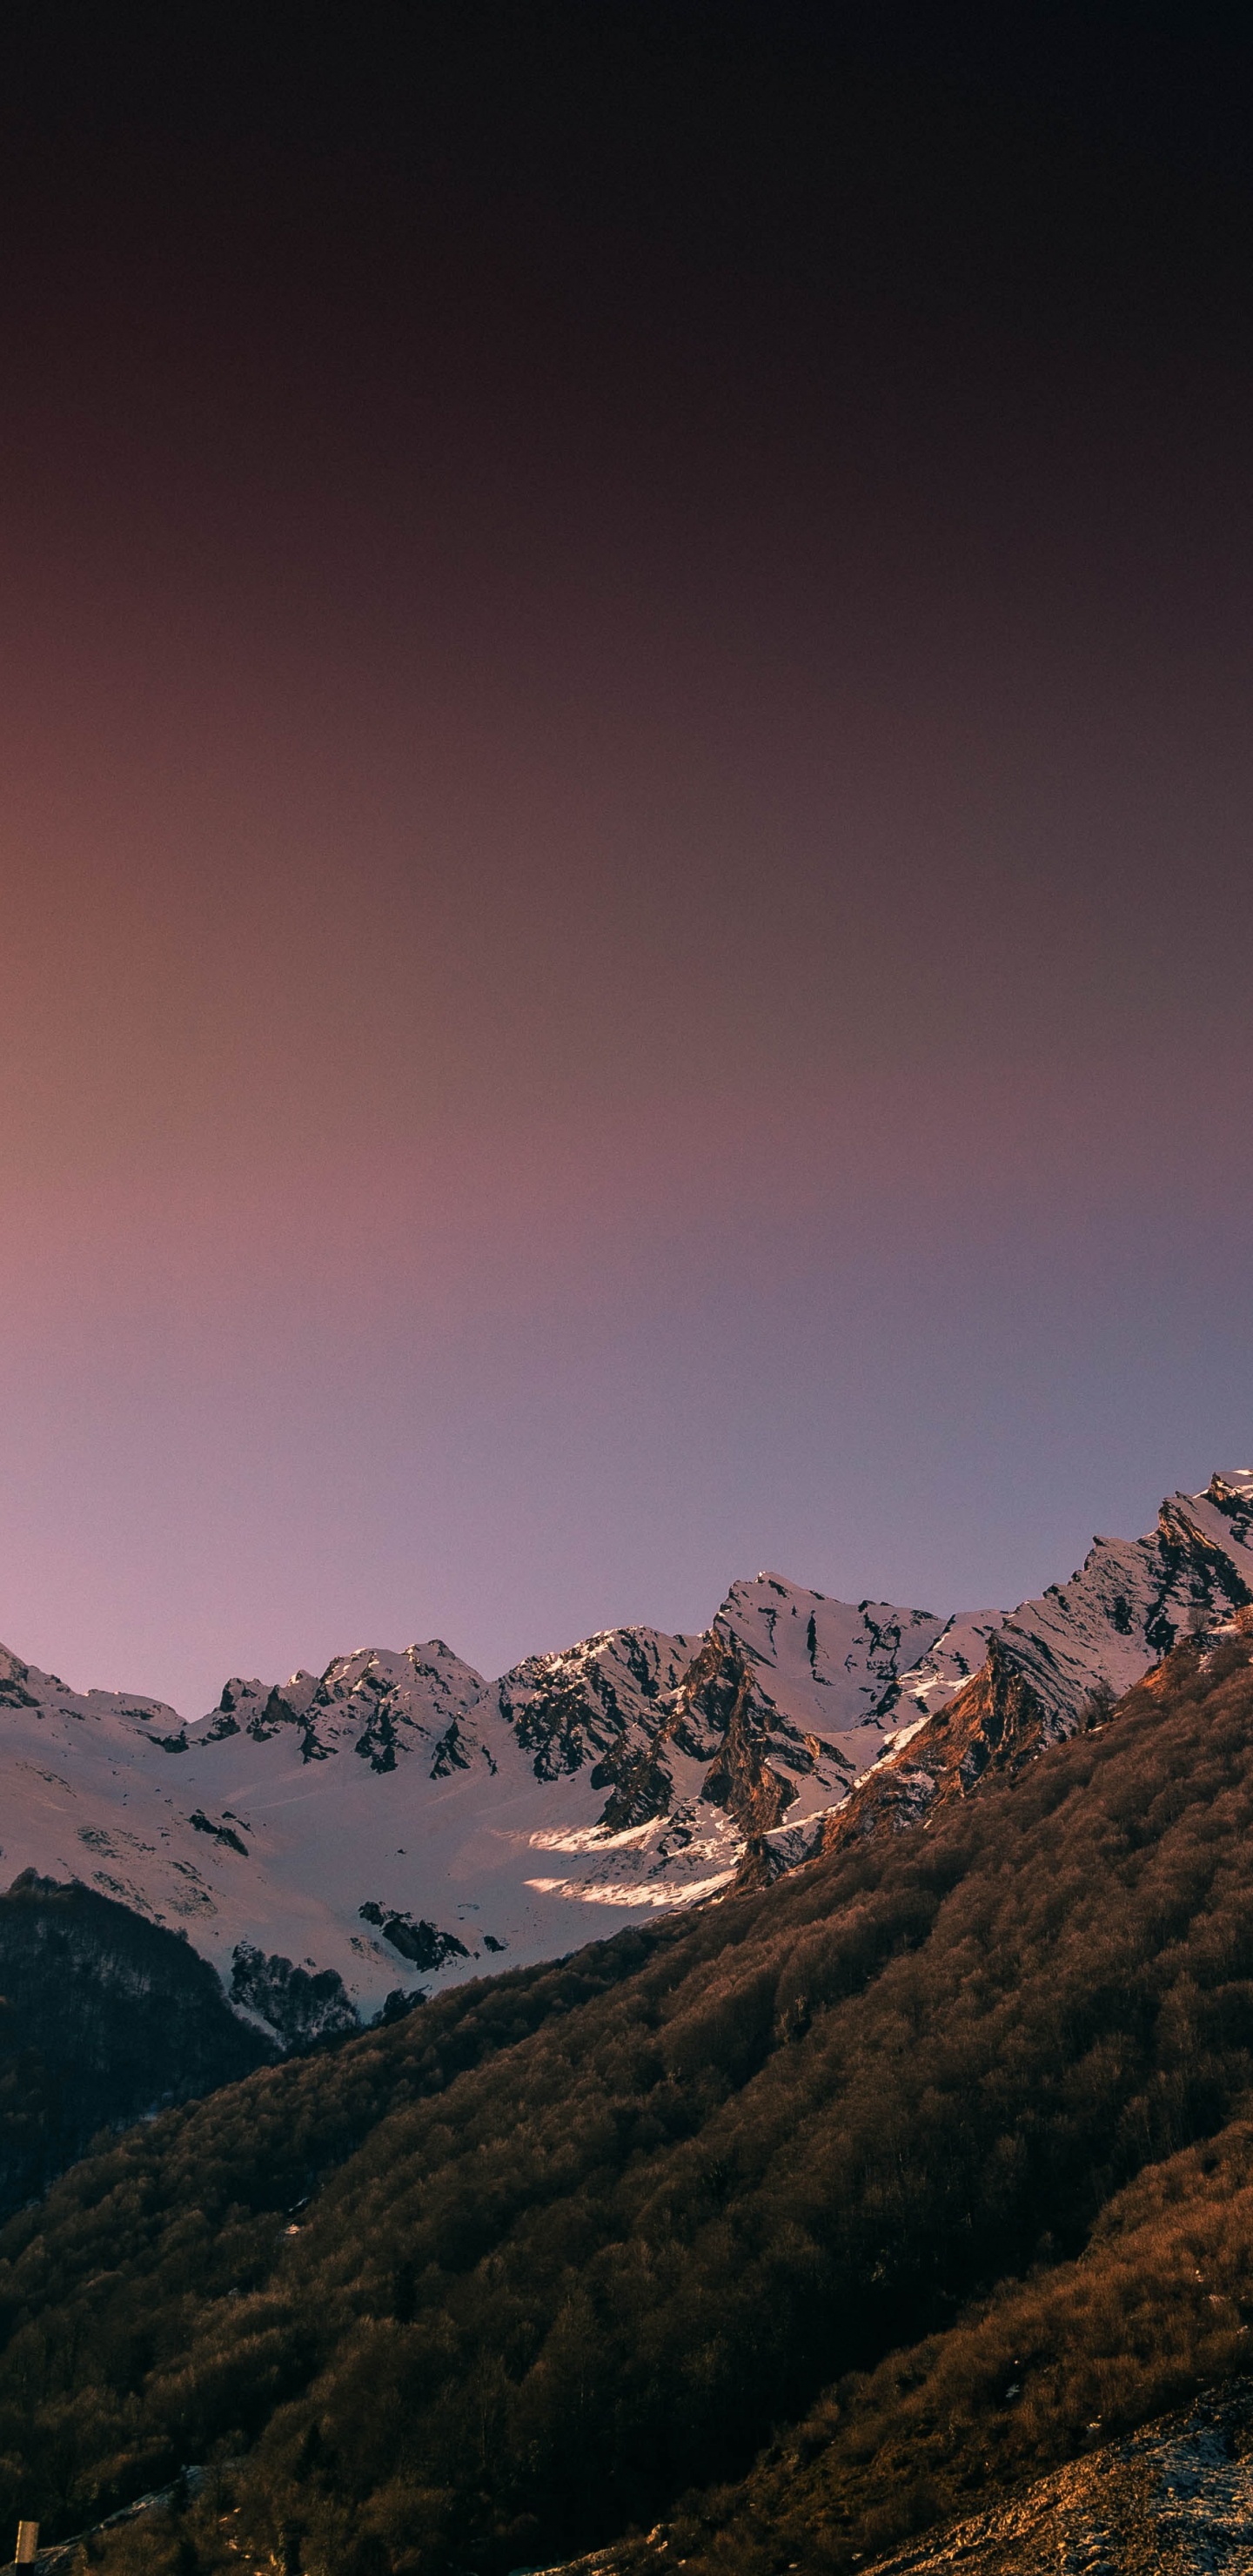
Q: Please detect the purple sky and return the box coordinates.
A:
[1,8,1250,1713]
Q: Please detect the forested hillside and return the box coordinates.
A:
[0,1877,275,2223]
[6,1623,1253,2576]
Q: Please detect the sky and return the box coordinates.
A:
[1,3,1251,1713]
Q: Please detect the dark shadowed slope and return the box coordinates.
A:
[0,1875,276,2222]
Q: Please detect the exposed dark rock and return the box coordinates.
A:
[188,1809,248,1855]
[357,1903,469,1970]
[375,1986,425,2025]
[229,1941,358,2045]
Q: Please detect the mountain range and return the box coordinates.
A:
[2,1469,1250,2045]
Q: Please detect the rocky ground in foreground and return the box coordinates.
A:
[858,2380,1253,2573]
[535,2383,1253,2576]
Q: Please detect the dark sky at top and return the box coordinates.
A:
[0,3,1250,1707]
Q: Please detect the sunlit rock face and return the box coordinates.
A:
[827,1469,1253,1854]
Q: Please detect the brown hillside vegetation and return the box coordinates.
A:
[519,2376,1253,2576]
[7,1627,1253,2576]
[657,2108,1253,2573]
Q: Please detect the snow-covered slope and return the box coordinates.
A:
[996,1469,1253,1722]
[714,1578,1002,1749]
[3,1468,1250,2043]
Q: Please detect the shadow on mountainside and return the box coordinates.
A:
[0,1876,277,2222]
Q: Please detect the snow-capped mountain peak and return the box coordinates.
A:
[200,1640,491,1774]
[828,1470,1253,1852]
[712,1576,946,1736]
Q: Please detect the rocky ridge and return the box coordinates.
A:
[0,1471,1249,2042]
[827,1468,1253,1854]
[0,1585,976,2035]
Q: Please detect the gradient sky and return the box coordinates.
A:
[1,4,1251,1713]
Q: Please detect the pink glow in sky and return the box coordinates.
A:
[0,10,1250,1709]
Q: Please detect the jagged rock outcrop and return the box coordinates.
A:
[994,1469,1253,1725]
[356,1902,469,1969]
[206,1640,491,1772]
[827,1469,1253,1853]
[821,1633,1058,1852]
[492,1626,698,1801]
